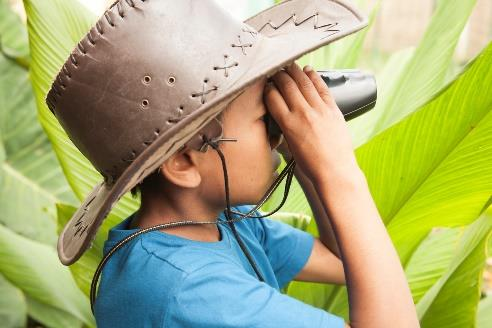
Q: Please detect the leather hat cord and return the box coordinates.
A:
[89,135,297,314]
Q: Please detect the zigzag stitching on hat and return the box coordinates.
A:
[257,12,340,39]
[241,27,258,38]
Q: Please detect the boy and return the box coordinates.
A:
[92,63,419,327]
[48,0,419,327]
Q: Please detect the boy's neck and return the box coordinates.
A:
[128,180,231,242]
[129,209,223,242]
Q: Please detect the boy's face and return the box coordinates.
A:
[199,77,283,207]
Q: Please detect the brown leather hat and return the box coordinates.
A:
[46,0,368,265]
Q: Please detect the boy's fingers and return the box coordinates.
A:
[303,66,338,112]
[286,63,325,109]
[271,70,311,113]
[263,82,290,128]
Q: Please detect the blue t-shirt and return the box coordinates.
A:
[94,204,345,327]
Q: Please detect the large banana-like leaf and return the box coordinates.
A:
[477,219,491,327]
[1,0,78,246]
[24,0,140,230]
[26,296,84,328]
[0,54,65,245]
[0,2,87,326]
[0,0,29,67]
[417,209,492,327]
[328,42,492,317]
[287,40,492,322]
[261,160,315,221]
[0,3,29,315]
[405,227,464,304]
[368,42,492,263]
[0,224,94,327]
[477,293,492,328]
[0,274,26,328]
[302,204,492,324]
[350,0,478,147]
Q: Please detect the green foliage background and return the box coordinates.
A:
[0,0,491,327]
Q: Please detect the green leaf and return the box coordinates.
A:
[0,52,57,245]
[355,42,492,264]
[0,274,27,328]
[351,0,478,146]
[262,156,315,222]
[26,295,85,328]
[288,40,492,321]
[477,293,492,328]
[417,210,492,327]
[349,46,415,148]
[405,227,464,303]
[0,224,95,327]
[0,12,77,245]
[266,210,311,231]
[0,0,30,67]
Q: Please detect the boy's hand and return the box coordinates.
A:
[264,62,361,182]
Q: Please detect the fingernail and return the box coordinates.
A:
[304,65,313,72]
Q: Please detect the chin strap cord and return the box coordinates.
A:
[89,136,297,314]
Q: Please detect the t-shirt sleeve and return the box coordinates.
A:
[163,263,345,328]
[241,205,315,289]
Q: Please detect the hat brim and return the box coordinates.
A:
[57,0,368,265]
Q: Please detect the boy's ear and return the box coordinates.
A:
[159,148,202,188]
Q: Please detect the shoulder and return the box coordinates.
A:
[231,204,265,236]
[139,235,229,275]
[233,204,314,248]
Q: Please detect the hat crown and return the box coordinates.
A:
[46,0,261,183]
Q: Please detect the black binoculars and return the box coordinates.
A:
[263,69,377,140]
